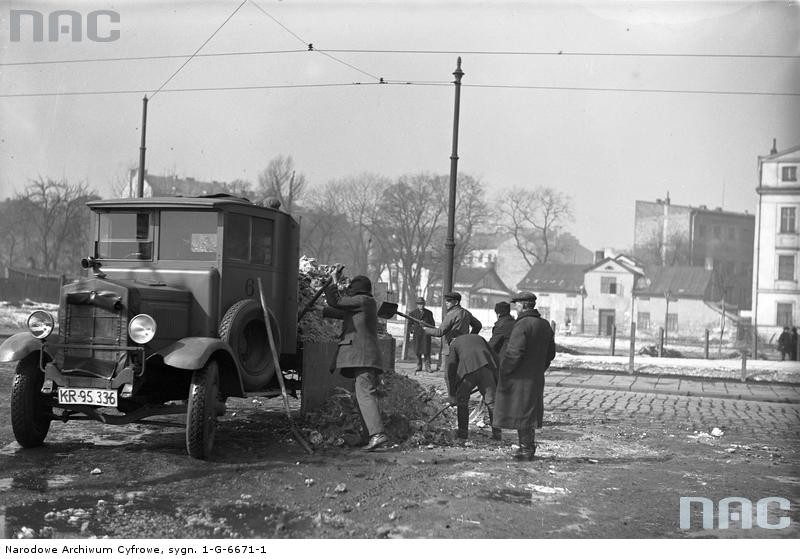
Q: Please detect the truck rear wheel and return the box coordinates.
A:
[186,359,220,459]
[11,353,52,448]
[219,299,281,391]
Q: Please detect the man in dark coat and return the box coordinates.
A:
[447,334,502,441]
[792,327,799,361]
[423,291,482,364]
[407,296,435,372]
[323,271,388,451]
[493,291,556,461]
[777,327,792,361]
[488,301,515,358]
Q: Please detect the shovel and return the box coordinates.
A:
[426,387,479,424]
[377,301,434,328]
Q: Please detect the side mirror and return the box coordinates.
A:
[81,256,106,278]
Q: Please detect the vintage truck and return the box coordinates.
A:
[0,194,302,458]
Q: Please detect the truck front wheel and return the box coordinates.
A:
[186,359,220,459]
[11,353,52,448]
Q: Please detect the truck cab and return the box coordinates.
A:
[0,194,300,458]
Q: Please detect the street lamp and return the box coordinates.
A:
[578,284,587,334]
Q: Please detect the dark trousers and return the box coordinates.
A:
[449,365,497,407]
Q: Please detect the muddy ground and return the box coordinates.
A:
[0,361,798,539]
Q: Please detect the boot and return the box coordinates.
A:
[515,428,535,461]
[455,404,469,439]
[415,358,423,373]
[487,405,502,441]
[424,360,432,372]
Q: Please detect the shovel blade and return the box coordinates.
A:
[377,301,399,320]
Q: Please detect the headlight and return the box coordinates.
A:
[27,311,55,339]
[128,314,156,344]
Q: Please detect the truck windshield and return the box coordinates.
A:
[160,211,218,261]
[97,211,153,260]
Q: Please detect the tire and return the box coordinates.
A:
[186,359,220,459]
[219,299,281,391]
[11,353,52,448]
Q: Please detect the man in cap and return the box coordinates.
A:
[407,296,435,372]
[488,301,515,359]
[446,333,502,441]
[423,291,482,368]
[493,292,556,460]
[323,271,388,452]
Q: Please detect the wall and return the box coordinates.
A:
[634,297,737,342]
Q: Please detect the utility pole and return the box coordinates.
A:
[442,57,463,319]
[137,95,148,198]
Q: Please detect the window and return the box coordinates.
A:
[224,214,250,261]
[637,312,650,330]
[160,211,218,261]
[252,218,274,265]
[713,226,721,239]
[782,166,797,182]
[667,313,678,332]
[697,224,706,239]
[780,207,796,233]
[97,211,153,260]
[778,254,795,281]
[600,276,617,294]
[565,308,577,326]
[777,303,793,326]
[728,227,736,240]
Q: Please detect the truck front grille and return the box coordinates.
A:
[59,303,126,375]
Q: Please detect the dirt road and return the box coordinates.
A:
[0,361,798,539]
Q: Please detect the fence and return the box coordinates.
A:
[0,278,63,304]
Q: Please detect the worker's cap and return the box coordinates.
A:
[443,291,461,302]
[348,275,372,295]
[494,301,510,313]
[511,291,537,303]
[415,296,426,304]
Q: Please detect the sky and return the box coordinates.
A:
[1,0,799,251]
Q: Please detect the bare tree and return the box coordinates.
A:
[495,186,574,267]
[0,198,31,270]
[632,230,691,267]
[256,155,306,213]
[375,173,447,304]
[429,173,491,284]
[109,164,138,198]
[16,178,99,273]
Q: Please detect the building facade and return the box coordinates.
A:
[752,142,800,341]
[635,198,754,310]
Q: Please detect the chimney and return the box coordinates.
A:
[771,138,778,155]
[594,250,605,264]
[665,191,670,206]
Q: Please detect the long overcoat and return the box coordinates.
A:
[493,309,556,429]
[323,284,383,376]
[408,307,435,355]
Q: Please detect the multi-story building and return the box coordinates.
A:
[752,141,800,342]
[634,198,755,310]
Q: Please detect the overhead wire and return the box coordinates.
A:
[248,0,383,82]
[2,81,798,98]
[2,48,798,67]
[150,0,249,99]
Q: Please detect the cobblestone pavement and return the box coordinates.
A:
[398,362,800,443]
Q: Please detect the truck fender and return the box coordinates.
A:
[157,337,244,397]
[0,332,43,363]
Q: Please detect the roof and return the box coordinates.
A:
[516,263,588,293]
[145,174,230,197]
[88,195,265,212]
[759,144,800,161]
[587,256,642,276]
[637,266,714,299]
[431,266,513,294]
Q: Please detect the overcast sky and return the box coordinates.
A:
[1,0,798,251]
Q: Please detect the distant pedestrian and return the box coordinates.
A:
[423,291,482,366]
[493,292,556,461]
[446,334,502,441]
[488,301,515,358]
[323,271,388,452]
[792,327,799,361]
[777,326,792,361]
[407,296,435,372]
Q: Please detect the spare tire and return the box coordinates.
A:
[219,299,281,391]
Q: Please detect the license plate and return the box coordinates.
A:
[58,387,118,407]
